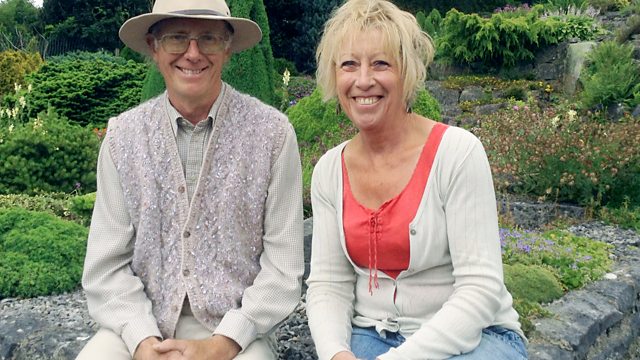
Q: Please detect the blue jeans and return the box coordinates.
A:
[350,325,528,360]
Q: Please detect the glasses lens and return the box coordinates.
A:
[197,34,225,54]
[161,34,189,54]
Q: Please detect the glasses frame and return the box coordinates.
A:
[155,33,231,55]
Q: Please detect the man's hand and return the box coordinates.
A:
[133,336,181,360]
[153,334,241,360]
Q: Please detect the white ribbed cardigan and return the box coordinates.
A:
[306,126,523,360]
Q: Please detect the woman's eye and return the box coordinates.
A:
[373,61,389,70]
[340,61,357,71]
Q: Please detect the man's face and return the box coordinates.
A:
[147,18,231,106]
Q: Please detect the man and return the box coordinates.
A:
[76,0,304,359]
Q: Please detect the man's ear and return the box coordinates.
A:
[146,34,157,55]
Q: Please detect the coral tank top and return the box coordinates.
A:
[343,123,447,294]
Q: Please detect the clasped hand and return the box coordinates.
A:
[133,335,241,360]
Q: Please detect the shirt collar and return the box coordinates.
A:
[164,83,227,137]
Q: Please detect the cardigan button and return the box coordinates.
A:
[184,230,191,238]
[178,186,185,193]
[410,229,417,235]
[183,269,190,277]
[171,305,179,313]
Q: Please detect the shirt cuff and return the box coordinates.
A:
[213,309,258,351]
[121,317,163,355]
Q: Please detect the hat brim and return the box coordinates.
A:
[119,13,262,56]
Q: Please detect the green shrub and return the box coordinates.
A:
[24,51,147,128]
[0,208,87,298]
[225,0,278,106]
[139,63,166,102]
[438,6,601,68]
[0,50,42,98]
[598,202,640,231]
[0,108,100,195]
[68,192,96,226]
[589,0,630,11]
[579,41,640,110]
[476,103,640,207]
[504,263,564,303]
[0,193,70,219]
[416,9,443,37]
[287,87,441,214]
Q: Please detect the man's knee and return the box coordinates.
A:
[235,335,277,360]
[75,328,131,360]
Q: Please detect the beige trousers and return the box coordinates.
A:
[75,314,277,360]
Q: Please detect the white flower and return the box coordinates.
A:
[551,115,560,127]
[282,68,290,87]
[27,84,32,93]
[567,110,577,122]
[8,124,14,133]
[19,96,26,108]
[14,83,21,92]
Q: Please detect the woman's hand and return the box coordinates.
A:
[331,350,360,360]
[152,335,241,360]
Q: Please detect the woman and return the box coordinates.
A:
[305,1,528,359]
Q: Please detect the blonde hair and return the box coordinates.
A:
[315,0,435,108]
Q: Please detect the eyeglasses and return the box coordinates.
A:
[156,33,230,54]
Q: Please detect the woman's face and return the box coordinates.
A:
[335,29,405,132]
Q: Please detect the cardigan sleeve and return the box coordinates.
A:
[214,123,305,350]
[306,147,358,360]
[379,133,507,359]
[82,132,162,355]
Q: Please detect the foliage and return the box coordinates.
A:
[40,0,149,53]
[0,193,70,219]
[499,226,612,335]
[264,0,340,74]
[589,0,630,11]
[287,87,441,215]
[416,9,443,37]
[503,263,564,303]
[140,63,166,102]
[23,51,147,127]
[598,201,640,231]
[0,49,41,97]
[0,108,100,195]
[579,41,640,110]
[475,103,640,208]
[500,228,613,290]
[67,192,96,226]
[225,0,278,106]
[437,5,602,68]
[0,208,87,298]
[0,0,40,51]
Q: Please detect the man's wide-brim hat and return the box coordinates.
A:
[119,0,262,56]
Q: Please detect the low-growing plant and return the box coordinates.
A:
[590,0,630,11]
[0,193,70,219]
[0,208,87,298]
[0,108,100,195]
[598,200,640,231]
[500,228,613,289]
[476,103,640,207]
[68,192,96,226]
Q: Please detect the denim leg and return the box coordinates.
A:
[350,326,406,360]
[450,326,528,360]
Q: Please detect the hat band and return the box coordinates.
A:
[170,9,226,17]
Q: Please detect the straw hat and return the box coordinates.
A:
[119,0,262,55]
